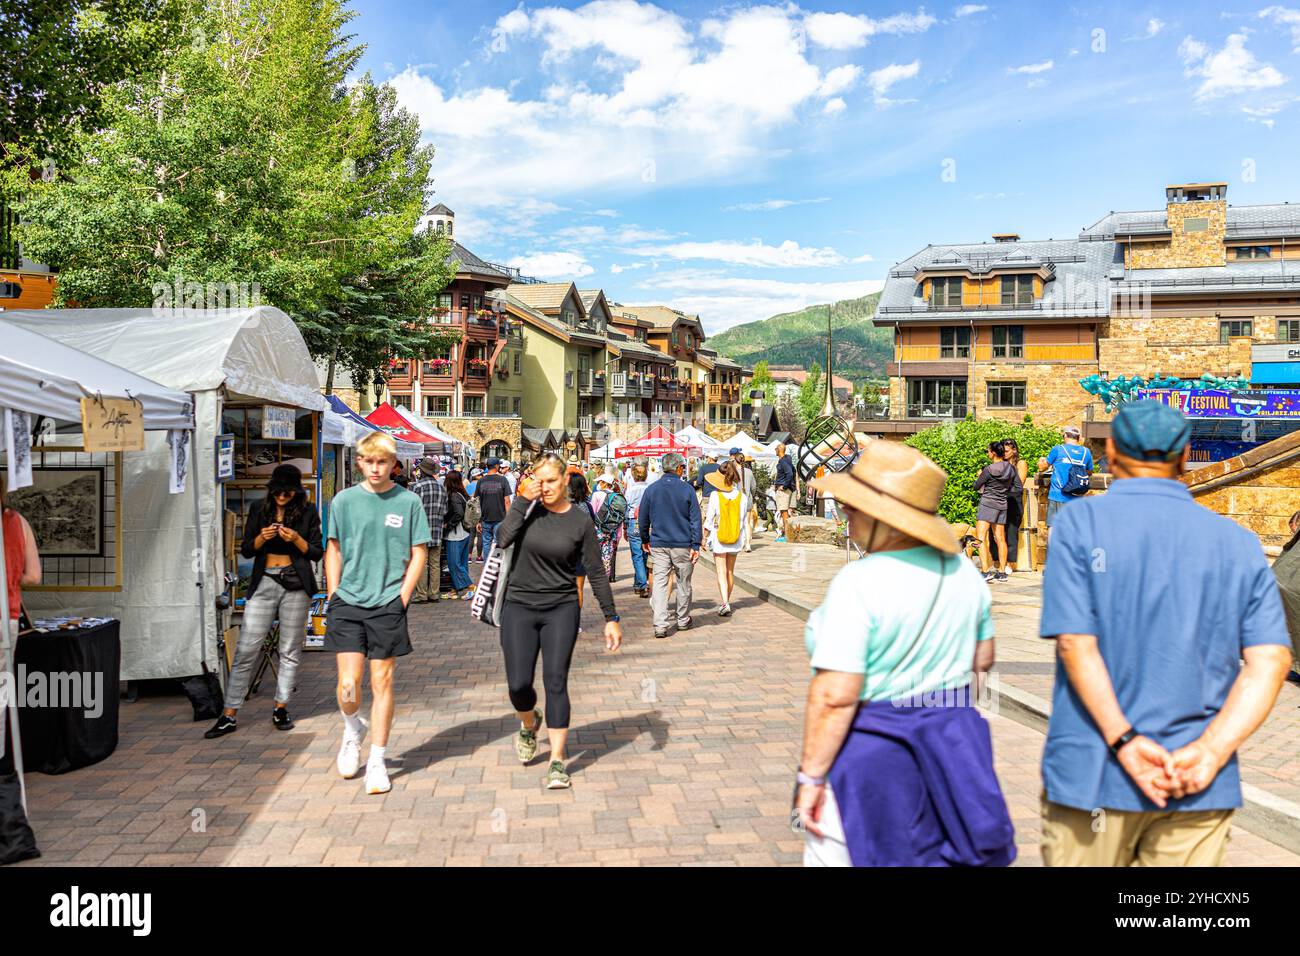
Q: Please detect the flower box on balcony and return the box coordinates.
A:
[425,360,452,374]
[466,358,490,369]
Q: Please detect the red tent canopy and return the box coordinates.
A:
[365,402,442,444]
[614,425,701,460]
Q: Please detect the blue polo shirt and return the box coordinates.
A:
[1039,478,1289,813]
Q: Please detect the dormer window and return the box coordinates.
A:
[1234,246,1272,260]
[999,275,1034,307]
[931,277,963,308]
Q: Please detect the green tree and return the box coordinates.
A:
[797,362,823,425]
[905,418,1063,525]
[748,359,776,403]
[16,0,407,317]
[0,0,185,169]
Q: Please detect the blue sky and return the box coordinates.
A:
[349,0,1300,333]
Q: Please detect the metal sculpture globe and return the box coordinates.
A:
[798,414,858,485]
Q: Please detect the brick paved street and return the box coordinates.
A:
[13,539,1299,866]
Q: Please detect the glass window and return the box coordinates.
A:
[931,277,963,308]
[425,396,451,417]
[512,397,522,416]
[1278,320,1300,343]
[1219,319,1253,343]
[906,378,968,418]
[463,395,484,415]
[991,325,1024,358]
[939,327,971,358]
[999,275,1034,307]
[513,351,522,374]
[493,397,509,415]
[987,381,1027,408]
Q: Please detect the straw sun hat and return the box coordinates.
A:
[809,441,960,554]
[705,469,733,492]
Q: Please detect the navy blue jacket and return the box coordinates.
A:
[775,455,796,489]
[638,472,702,549]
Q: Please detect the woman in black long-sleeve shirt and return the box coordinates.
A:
[206,464,323,739]
[495,452,622,789]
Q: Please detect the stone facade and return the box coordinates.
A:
[972,361,1099,428]
[705,422,745,442]
[1127,199,1227,270]
[422,416,523,462]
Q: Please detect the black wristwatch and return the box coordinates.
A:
[607,614,620,623]
[1108,727,1138,758]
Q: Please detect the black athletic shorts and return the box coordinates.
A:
[324,595,413,659]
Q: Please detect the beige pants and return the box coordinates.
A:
[413,544,442,602]
[1041,796,1232,867]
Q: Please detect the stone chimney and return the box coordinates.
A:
[1152,182,1227,268]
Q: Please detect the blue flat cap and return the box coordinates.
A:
[729,447,741,454]
[1112,399,1191,462]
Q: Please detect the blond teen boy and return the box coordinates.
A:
[324,432,431,795]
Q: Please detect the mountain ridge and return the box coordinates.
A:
[707,292,890,383]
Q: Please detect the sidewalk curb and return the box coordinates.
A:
[713,550,1300,856]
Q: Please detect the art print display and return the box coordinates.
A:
[8,466,106,557]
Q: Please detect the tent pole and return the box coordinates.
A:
[190,430,210,683]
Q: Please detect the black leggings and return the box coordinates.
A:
[500,600,581,729]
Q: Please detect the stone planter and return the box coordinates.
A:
[786,515,840,546]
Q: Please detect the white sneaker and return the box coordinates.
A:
[336,716,368,778]
[365,760,391,795]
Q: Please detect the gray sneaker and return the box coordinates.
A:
[546,759,571,790]
[515,709,543,763]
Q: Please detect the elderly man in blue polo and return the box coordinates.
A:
[1039,399,1293,866]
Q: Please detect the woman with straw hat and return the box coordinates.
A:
[702,460,750,617]
[795,441,1015,867]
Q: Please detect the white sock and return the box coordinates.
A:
[368,745,386,767]
[342,709,363,735]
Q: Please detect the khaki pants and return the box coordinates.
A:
[413,544,442,602]
[1041,796,1232,867]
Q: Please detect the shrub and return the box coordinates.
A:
[905,418,1063,525]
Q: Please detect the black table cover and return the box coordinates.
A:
[0,620,121,775]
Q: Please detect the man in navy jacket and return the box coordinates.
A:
[639,452,702,638]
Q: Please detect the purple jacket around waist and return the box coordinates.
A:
[826,691,1016,867]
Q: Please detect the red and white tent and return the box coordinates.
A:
[366,402,445,445]
[614,425,701,460]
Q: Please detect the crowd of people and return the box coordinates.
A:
[176,404,1297,866]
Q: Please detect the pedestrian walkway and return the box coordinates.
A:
[707,533,1300,846]
[12,539,1297,866]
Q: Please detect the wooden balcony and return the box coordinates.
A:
[578,369,606,397]
[427,309,509,342]
[655,380,684,400]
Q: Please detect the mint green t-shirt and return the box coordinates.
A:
[327,484,432,608]
[804,546,993,702]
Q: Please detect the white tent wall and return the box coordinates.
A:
[22,393,220,682]
[6,308,326,682]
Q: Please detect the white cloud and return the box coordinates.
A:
[509,251,594,279]
[818,64,863,97]
[627,238,868,268]
[803,10,937,50]
[1260,6,1300,53]
[609,262,647,274]
[953,5,987,17]
[1146,18,1165,38]
[868,60,921,105]
[823,97,847,115]
[1008,60,1053,75]
[641,272,887,332]
[724,198,832,212]
[1180,32,1287,101]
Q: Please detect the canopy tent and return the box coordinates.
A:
[393,405,464,455]
[0,321,195,813]
[366,402,448,447]
[614,425,701,460]
[3,307,326,681]
[674,426,727,453]
[724,430,779,463]
[588,439,621,460]
[323,395,421,457]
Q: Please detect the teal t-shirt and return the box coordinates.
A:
[805,546,993,702]
[327,484,432,608]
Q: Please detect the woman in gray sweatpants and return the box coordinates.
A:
[206,465,323,738]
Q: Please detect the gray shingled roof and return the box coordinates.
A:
[447,241,512,281]
[1120,259,1300,294]
[877,238,1115,324]
[1081,203,1300,241]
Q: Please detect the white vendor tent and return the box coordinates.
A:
[393,405,464,454]
[724,430,779,464]
[323,395,422,458]
[674,426,726,453]
[4,307,327,682]
[588,439,620,461]
[0,320,194,811]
